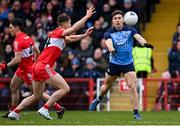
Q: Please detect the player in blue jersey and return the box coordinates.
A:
[89,10,153,120]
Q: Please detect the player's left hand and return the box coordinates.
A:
[111,49,116,55]
[144,43,154,49]
[0,63,7,70]
[85,27,94,36]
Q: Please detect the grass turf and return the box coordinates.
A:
[0,111,180,125]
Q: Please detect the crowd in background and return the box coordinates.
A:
[1,0,172,110]
[0,0,159,78]
[155,23,180,111]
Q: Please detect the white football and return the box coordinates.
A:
[124,11,138,26]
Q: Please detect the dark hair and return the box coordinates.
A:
[112,10,124,18]
[11,18,24,31]
[177,23,180,27]
[57,13,70,24]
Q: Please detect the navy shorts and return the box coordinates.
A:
[107,62,135,76]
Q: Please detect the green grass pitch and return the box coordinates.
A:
[0,111,180,125]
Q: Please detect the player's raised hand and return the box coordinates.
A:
[85,27,94,36]
[85,4,96,19]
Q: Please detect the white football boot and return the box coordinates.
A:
[8,111,20,120]
[37,107,53,120]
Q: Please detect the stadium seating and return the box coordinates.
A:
[142,0,180,110]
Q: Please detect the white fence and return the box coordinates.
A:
[96,78,144,111]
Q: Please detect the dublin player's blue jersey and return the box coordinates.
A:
[104,25,137,65]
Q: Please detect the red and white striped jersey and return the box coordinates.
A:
[37,28,65,67]
[13,32,35,71]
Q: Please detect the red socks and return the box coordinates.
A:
[14,109,21,113]
[10,105,20,113]
[43,103,62,111]
[43,104,50,110]
[53,103,62,111]
[10,105,17,111]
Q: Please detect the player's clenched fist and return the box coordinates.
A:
[85,27,94,36]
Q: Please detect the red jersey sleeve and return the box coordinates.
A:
[49,28,64,38]
[29,38,35,46]
[14,40,24,52]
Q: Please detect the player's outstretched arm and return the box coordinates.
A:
[134,34,154,49]
[134,34,147,46]
[62,5,95,36]
[7,52,22,67]
[65,27,94,43]
[105,39,116,53]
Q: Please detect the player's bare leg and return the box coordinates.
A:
[43,74,70,107]
[18,81,44,109]
[1,74,23,118]
[100,74,117,96]
[89,74,117,111]
[8,79,65,120]
[27,83,64,115]
[124,72,138,110]
[124,71,141,120]
[37,73,69,120]
[40,86,66,119]
[10,74,23,109]
[8,81,45,120]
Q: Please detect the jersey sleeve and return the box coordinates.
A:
[53,28,64,38]
[130,27,138,36]
[30,38,35,46]
[104,31,111,40]
[14,40,23,52]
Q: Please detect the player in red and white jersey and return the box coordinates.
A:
[0,19,38,116]
[13,32,34,73]
[8,5,95,120]
[36,28,66,69]
[0,19,64,119]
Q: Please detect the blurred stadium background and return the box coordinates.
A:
[0,0,180,125]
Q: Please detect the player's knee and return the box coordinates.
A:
[66,86,70,93]
[127,80,136,89]
[64,85,70,94]
[130,85,136,91]
[129,83,137,92]
[33,93,42,100]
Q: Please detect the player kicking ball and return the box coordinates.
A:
[0,18,65,120]
[89,10,153,120]
[8,5,95,120]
